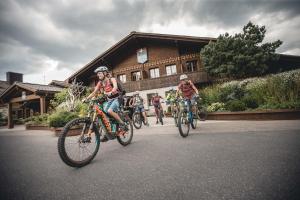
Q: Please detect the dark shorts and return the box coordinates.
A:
[135,105,145,112]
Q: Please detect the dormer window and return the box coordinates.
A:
[137,48,148,64]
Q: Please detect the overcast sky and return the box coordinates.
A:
[0,0,299,84]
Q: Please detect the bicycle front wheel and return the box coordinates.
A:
[132,112,142,129]
[57,117,100,168]
[178,110,190,137]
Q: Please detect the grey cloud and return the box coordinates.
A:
[0,0,300,81]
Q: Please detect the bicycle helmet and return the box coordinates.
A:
[94,65,108,73]
[179,74,188,80]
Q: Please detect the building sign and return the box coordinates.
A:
[21,91,26,100]
[137,48,148,64]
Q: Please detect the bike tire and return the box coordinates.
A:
[178,110,190,137]
[159,110,163,125]
[132,112,142,129]
[198,108,208,121]
[174,115,178,127]
[191,117,197,129]
[117,117,134,146]
[57,117,100,168]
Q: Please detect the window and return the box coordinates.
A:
[166,64,177,76]
[147,93,156,106]
[150,68,160,78]
[186,60,197,72]
[117,74,126,83]
[131,71,141,81]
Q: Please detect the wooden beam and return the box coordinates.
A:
[10,94,40,103]
[40,96,46,114]
[8,103,14,129]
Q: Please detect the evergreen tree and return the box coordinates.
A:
[200,21,282,79]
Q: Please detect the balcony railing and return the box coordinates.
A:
[123,70,208,92]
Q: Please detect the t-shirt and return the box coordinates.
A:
[152,96,161,105]
[178,81,195,99]
[95,78,119,99]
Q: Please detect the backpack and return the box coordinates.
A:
[109,78,126,95]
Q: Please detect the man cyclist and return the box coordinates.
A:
[84,66,128,131]
[176,74,199,114]
[129,91,149,126]
[151,93,163,124]
[166,88,178,114]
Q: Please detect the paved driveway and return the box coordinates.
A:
[0,118,299,200]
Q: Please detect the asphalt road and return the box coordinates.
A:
[0,118,300,200]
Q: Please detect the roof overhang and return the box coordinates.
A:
[66,31,216,82]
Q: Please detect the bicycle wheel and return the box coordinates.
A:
[132,112,142,129]
[178,110,190,137]
[117,116,134,146]
[57,117,100,168]
[198,107,208,121]
[191,112,197,129]
[173,111,178,127]
[159,109,164,125]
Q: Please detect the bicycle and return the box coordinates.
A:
[132,106,147,129]
[168,99,180,127]
[57,96,133,168]
[177,96,199,137]
[154,104,164,125]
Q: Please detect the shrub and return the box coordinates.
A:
[48,111,78,128]
[226,100,246,111]
[200,85,221,105]
[74,101,89,117]
[207,102,226,112]
[24,114,49,125]
[242,95,259,109]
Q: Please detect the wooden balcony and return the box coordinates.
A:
[123,70,209,92]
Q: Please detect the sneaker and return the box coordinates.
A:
[119,123,129,132]
[100,135,108,142]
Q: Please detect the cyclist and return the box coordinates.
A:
[130,91,149,126]
[166,88,178,114]
[166,89,177,104]
[84,66,128,131]
[151,92,163,124]
[176,74,199,114]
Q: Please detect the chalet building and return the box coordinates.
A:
[67,31,300,112]
[0,72,66,128]
[67,32,217,111]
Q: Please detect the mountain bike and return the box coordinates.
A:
[177,96,199,137]
[57,96,133,168]
[154,104,164,125]
[169,99,180,127]
[132,106,147,129]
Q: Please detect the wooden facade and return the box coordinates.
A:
[67,32,215,92]
[0,82,64,128]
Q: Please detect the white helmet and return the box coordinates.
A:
[94,66,108,73]
[180,74,188,80]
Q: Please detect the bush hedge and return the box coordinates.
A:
[201,69,300,112]
[48,111,78,128]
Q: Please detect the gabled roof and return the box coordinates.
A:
[0,82,63,103]
[49,80,69,88]
[0,80,10,95]
[66,31,216,82]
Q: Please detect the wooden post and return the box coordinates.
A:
[8,103,14,129]
[40,96,46,114]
